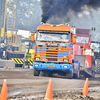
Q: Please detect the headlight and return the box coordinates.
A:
[64,66,68,68]
[63,59,69,62]
[35,57,40,61]
[34,64,39,67]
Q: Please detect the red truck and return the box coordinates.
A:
[74,28,96,78]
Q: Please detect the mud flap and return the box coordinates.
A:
[73,61,80,78]
[85,56,96,76]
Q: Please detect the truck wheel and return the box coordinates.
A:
[39,71,45,76]
[33,68,39,76]
[66,72,73,79]
[91,71,95,78]
[66,69,73,79]
[45,72,49,77]
[45,72,52,77]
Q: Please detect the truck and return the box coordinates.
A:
[74,28,96,78]
[31,23,80,79]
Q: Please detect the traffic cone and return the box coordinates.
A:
[0,79,8,100]
[45,79,53,100]
[82,78,88,95]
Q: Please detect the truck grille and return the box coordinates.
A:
[34,45,71,63]
[46,46,58,61]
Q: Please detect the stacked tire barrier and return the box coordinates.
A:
[96,59,100,74]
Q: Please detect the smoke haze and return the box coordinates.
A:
[41,0,100,24]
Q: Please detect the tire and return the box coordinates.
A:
[96,59,100,74]
[33,68,39,76]
[39,71,45,76]
[84,73,91,78]
[45,72,52,77]
[66,68,74,79]
[45,72,49,77]
[91,71,95,78]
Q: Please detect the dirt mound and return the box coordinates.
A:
[53,92,94,100]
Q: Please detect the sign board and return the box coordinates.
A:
[85,49,91,55]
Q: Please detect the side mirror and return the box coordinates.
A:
[31,33,35,42]
[72,35,76,44]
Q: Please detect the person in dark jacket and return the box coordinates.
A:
[0,46,3,59]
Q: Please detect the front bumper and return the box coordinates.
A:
[33,62,72,72]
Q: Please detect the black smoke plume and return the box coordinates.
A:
[41,0,100,24]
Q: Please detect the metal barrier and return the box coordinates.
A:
[11,58,33,65]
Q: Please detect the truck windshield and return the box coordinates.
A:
[76,36,89,44]
[37,31,70,42]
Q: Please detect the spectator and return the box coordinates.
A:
[0,46,3,59]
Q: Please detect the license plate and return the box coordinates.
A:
[47,65,55,67]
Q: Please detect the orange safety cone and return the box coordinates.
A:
[45,79,53,100]
[82,78,88,95]
[0,79,8,100]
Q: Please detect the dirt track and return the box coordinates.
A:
[0,68,100,100]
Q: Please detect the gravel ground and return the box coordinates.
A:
[0,68,100,100]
